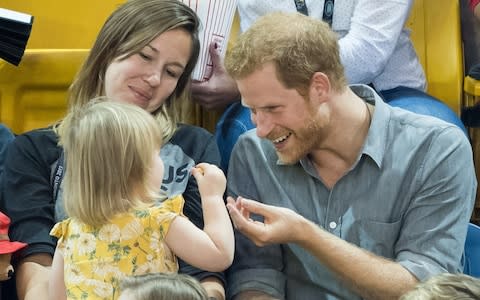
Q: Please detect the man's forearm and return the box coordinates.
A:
[297,219,418,300]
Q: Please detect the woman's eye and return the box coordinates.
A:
[139,52,151,60]
[166,69,180,78]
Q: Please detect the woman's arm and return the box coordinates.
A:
[16,254,52,300]
[1,130,60,299]
[49,249,66,300]
[339,0,413,84]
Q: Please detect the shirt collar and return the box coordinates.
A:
[295,84,389,170]
[350,84,389,169]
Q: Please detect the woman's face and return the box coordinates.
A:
[104,28,192,113]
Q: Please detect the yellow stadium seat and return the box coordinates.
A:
[407,0,464,115]
[2,1,121,49]
[0,1,121,134]
[0,49,88,134]
[0,2,241,134]
[0,1,465,132]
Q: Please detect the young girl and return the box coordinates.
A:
[48,100,234,300]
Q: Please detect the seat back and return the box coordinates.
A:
[0,1,120,134]
[464,223,480,277]
[0,2,241,134]
[2,0,120,49]
[407,0,464,115]
[0,49,88,134]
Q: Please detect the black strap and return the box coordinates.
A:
[293,1,335,27]
[322,0,335,27]
[51,150,65,202]
[294,0,309,16]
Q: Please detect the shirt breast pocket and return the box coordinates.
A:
[355,219,402,259]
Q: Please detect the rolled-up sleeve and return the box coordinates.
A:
[395,127,476,280]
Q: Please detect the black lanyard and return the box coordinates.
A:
[323,0,335,27]
[52,150,65,202]
[294,0,309,16]
[293,0,335,27]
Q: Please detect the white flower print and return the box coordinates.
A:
[65,264,83,285]
[134,259,161,275]
[90,280,113,298]
[150,231,161,250]
[98,224,121,243]
[76,233,96,256]
[91,259,119,278]
[121,219,144,241]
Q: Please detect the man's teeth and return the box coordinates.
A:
[273,133,290,143]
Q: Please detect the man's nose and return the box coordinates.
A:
[253,111,273,138]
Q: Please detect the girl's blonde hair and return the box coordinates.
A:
[120,273,208,300]
[59,99,163,225]
[59,0,200,142]
[399,273,480,300]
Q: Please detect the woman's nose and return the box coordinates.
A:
[145,70,161,86]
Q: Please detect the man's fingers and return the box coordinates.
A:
[226,202,246,229]
[227,199,269,246]
[208,41,222,68]
[237,197,270,218]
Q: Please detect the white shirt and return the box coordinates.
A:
[237,0,426,92]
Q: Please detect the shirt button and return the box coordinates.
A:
[329,221,337,229]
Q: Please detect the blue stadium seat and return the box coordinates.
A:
[464,223,480,277]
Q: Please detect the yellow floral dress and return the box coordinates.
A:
[50,195,184,300]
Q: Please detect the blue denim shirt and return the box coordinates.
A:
[226,85,476,300]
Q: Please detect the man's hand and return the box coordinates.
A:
[191,42,240,110]
[226,196,306,246]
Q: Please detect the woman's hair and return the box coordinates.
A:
[225,12,347,96]
[60,99,163,226]
[66,0,200,142]
[399,273,480,300]
[120,272,208,300]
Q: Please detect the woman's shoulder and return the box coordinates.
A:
[10,127,60,160]
[172,123,214,140]
[14,127,58,147]
[168,123,220,162]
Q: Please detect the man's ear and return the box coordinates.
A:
[309,72,331,103]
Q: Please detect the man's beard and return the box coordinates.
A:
[276,117,323,165]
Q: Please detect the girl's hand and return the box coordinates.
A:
[191,163,226,199]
